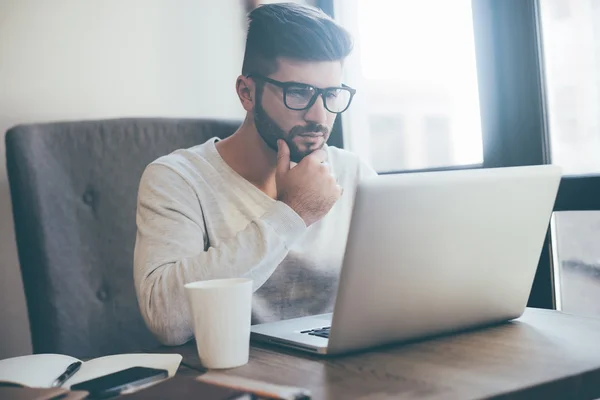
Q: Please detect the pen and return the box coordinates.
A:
[51,361,82,387]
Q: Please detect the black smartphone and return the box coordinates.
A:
[70,366,168,398]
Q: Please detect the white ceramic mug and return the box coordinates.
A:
[184,278,253,369]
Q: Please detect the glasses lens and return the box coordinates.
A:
[323,88,352,113]
[285,85,316,110]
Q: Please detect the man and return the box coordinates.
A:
[133,2,376,346]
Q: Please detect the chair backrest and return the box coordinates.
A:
[5,117,240,358]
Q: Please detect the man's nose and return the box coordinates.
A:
[304,94,329,125]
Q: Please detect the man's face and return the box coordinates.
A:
[253,59,342,163]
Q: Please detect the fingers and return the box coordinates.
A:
[276,139,291,177]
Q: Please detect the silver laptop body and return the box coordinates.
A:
[250,165,562,355]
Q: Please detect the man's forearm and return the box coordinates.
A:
[133,201,306,345]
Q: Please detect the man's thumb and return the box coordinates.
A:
[276,139,290,176]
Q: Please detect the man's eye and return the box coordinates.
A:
[326,90,340,99]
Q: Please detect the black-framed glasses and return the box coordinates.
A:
[247,74,356,114]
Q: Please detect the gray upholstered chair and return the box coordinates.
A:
[5,118,240,358]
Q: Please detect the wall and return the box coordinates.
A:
[0,0,246,359]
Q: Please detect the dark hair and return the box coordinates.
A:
[241,2,353,76]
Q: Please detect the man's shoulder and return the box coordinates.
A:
[327,145,378,181]
[326,145,362,166]
[147,137,218,177]
[152,138,214,167]
[138,138,222,194]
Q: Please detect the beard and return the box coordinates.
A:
[254,87,329,163]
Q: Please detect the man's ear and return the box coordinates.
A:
[236,75,255,112]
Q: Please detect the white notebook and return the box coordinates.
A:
[0,352,182,389]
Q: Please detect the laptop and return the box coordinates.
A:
[250,164,563,355]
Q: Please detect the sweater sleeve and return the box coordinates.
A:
[133,163,307,345]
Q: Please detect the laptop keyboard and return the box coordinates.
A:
[301,326,330,338]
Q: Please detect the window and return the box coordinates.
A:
[336,0,483,173]
[547,1,571,20]
[541,0,600,174]
[539,0,600,318]
[368,114,408,171]
[325,0,600,313]
[423,115,452,167]
[552,212,600,318]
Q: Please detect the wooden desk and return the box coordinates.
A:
[168,308,600,399]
